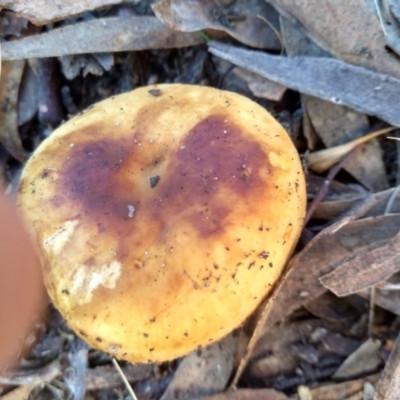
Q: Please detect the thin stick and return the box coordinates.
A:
[368,287,376,338]
[304,145,361,226]
[112,358,139,400]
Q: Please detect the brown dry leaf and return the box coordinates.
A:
[152,0,281,49]
[265,215,400,326]
[232,215,400,385]
[312,186,400,222]
[249,319,347,379]
[321,331,362,357]
[332,339,382,379]
[375,329,400,400]
[1,16,204,60]
[320,230,400,297]
[0,0,123,25]
[0,10,28,37]
[307,174,368,202]
[0,59,25,162]
[307,127,393,175]
[1,384,37,400]
[160,334,237,400]
[304,292,360,322]
[302,374,379,400]
[198,389,290,400]
[233,67,287,101]
[208,41,400,127]
[264,0,400,79]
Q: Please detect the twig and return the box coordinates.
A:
[368,287,376,338]
[112,358,139,400]
[304,144,361,226]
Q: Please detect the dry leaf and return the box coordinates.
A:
[1,384,37,400]
[198,389,290,400]
[233,67,286,101]
[208,41,400,127]
[249,319,348,379]
[1,17,204,60]
[0,10,28,37]
[306,374,379,400]
[374,0,400,57]
[0,0,124,25]
[0,59,25,162]
[320,230,400,297]
[152,0,281,49]
[17,62,39,126]
[304,292,360,322]
[160,334,237,400]
[267,215,400,325]
[312,186,400,222]
[375,330,400,400]
[307,127,393,173]
[332,339,382,379]
[232,215,400,385]
[297,386,312,400]
[264,0,400,79]
[280,15,389,191]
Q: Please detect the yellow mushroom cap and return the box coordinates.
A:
[17,84,306,363]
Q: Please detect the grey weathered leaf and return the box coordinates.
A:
[332,339,382,379]
[374,0,400,57]
[264,0,400,79]
[208,41,400,127]
[1,17,204,60]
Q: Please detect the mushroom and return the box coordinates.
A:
[17,84,306,363]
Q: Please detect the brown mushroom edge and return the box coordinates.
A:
[17,84,306,363]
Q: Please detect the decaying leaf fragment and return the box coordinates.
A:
[233,67,287,101]
[320,230,400,297]
[374,0,400,57]
[160,334,237,400]
[264,0,400,79]
[0,60,25,162]
[152,0,281,49]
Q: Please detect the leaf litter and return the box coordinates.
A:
[2,0,400,398]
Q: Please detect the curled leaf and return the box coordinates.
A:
[308,127,394,173]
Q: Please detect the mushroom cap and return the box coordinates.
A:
[17,84,306,363]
